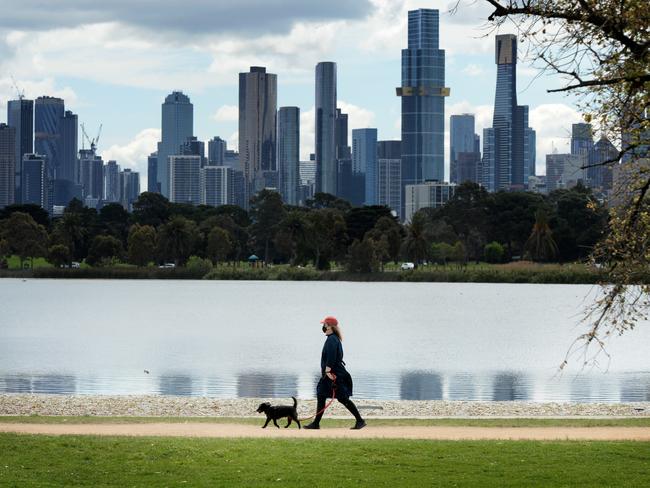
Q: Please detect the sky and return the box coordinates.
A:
[0,0,586,190]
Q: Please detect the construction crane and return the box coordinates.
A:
[10,75,25,100]
[81,123,103,153]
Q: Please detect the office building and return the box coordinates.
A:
[315,61,337,195]
[22,154,48,208]
[398,8,449,204]
[0,124,16,208]
[147,152,158,193]
[239,66,277,204]
[7,98,33,203]
[58,110,78,182]
[50,178,82,207]
[201,165,235,207]
[208,136,227,165]
[103,160,120,202]
[450,114,481,184]
[157,91,193,197]
[34,96,65,181]
[545,153,584,192]
[404,181,456,222]
[181,136,206,164]
[377,141,402,217]
[352,128,378,205]
[589,135,617,191]
[119,169,140,211]
[277,107,300,205]
[481,34,535,191]
[169,155,201,204]
[224,150,239,169]
[79,149,104,201]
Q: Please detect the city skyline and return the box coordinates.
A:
[0,1,587,191]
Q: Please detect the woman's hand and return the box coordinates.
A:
[326,371,336,381]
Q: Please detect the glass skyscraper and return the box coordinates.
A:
[277,106,300,206]
[0,124,16,209]
[352,128,378,205]
[315,61,337,196]
[35,96,65,181]
[157,91,193,198]
[7,98,33,203]
[239,66,277,205]
[450,114,478,184]
[59,110,78,183]
[398,9,448,188]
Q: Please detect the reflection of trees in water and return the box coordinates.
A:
[400,372,442,400]
[447,373,477,401]
[0,374,76,394]
[492,373,529,401]
[569,375,594,402]
[158,375,194,396]
[620,375,650,402]
[237,372,298,398]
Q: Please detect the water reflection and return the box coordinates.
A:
[447,373,477,401]
[0,374,77,394]
[158,375,194,396]
[620,376,650,402]
[491,372,529,401]
[236,373,298,398]
[400,372,443,400]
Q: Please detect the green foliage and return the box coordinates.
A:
[132,192,171,227]
[484,242,505,264]
[525,210,559,262]
[346,238,379,273]
[0,212,48,267]
[48,244,71,268]
[206,226,233,264]
[127,224,157,267]
[157,216,199,266]
[304,208,348,270]
[249,189,286,263]
[186,255,213,276]
[430,242,454,265]
[86,235,125,266]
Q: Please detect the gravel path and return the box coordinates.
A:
[1,394,649,418]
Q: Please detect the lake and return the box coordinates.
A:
[1,279,649,402]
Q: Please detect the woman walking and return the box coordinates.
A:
[304,316,366,430]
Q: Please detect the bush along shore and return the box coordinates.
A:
[0,262,624,284]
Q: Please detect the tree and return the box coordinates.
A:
[249,190,286,263]
[127,224,157,267]
[346,238,379,273]
[48,244,72,268]
[157,216,199,266]
[98,203,130,243]
[366,216,404,267]
[206,226,232,265]
[86,235,124,266]
[132,192,171,227]
[274,211,308,266]
[345,206,393,243]
[304,209,348,270]
[484,242,505,264]
[480,0,650,361]
[306,192,351,212]
[50,212,87,261]
[0,203,50,228]
[403,212,431,265]
[525,210,559,262]
[0,212,48,268]
[430,242,454,265]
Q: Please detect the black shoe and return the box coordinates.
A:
[351,420,366,430]
[304,422,320,430]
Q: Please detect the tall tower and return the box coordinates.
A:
[315,62,337,195]
[277,106,300,206]
[352,128,378,205]
[450,114,476,183]
[35,96,65,181]
[7,99,33,203]
[239,66,277,205]
[0,124,16,209]
[59,110,78,182]
[157,91,193,198]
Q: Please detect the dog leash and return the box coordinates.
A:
[299,375,337,422]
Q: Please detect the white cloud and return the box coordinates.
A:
[0,76,78,114]
[101,128,160,191]
[300,106,315,160]
[530,103,582,174]
[227,131,239,153]
[213,105,238,122]
[461,64,485,77]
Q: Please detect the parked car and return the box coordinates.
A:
[158,263,176,269]
[400,262,415,270]
[71,262,81,268]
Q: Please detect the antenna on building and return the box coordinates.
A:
[10,75,25,100]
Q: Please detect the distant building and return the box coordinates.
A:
[50,178,82,207]
[119,169,140,211]
[208,136,227,165]
[0,123,16,208]
[34,96,65,181]
[181,136,205,165]
[300,159,317,186]
[157,91,193,197]
[224,150,239,169]
[200,165,235,207]
[239,66,277,205]
[59,110,78,182]
[545,153,584,192]
[22,154,48,209]
[103,160,120,202]
[527,175,547,194]
[589,136,617,192]
[7,98,33,203]
[450,114,478,183]
[315,61,337,195]
[277,107,300,205]
[404,181,456,222]
[169,155,201,204]
[377,140,402,218]
[352,128,378,205]
[147,152,158,193]
[79,149,104,201]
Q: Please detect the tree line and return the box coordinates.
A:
[0,182,608,272]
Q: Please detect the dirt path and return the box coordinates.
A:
[2,423,650,440]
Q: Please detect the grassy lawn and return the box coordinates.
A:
[6,255,53,270]
[0,434,648,487]
[2,415,650,427]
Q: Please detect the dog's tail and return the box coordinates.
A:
[292,396,297,408]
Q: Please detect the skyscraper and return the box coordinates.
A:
[277,107,300,205]
[169,155,201,204]
[450,114,480,184]
[103,160,120,202]
[315,62,337,195]
[119,168,140,211]
[79,149,104,202]
[22,154,48,208]
[147,152,158,193]
[157,91,193,198]
[377,140,402,217]
[352,128,378,205]
[239,66,277,205]
[7,98,33,203]
[482,34,535,191]
[0,124,16,208]
[208,136,227,165]
[58,110,78,182]
[200,165,235,207]
[35,96,65,181]
[398,8,448,195]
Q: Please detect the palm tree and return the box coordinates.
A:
[525,210,559,262]
[404,212,430,266]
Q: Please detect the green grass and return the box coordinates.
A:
[0,434,648,487]
[6,255,53,270]
[2,416,650,427]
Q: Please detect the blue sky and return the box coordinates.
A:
[0,0,584,190]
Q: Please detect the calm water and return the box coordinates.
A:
[1,279,649,402]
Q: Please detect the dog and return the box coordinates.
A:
[256,396,301,429]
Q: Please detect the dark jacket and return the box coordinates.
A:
[317,333,353,400]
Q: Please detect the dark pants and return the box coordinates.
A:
[310,395,363,426]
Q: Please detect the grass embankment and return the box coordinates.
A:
[3,416,650,427]
[1,434,648,487]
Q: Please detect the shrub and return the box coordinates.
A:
[484,242,505,264]
[186,256,213,276]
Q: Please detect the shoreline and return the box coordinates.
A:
[2,394,649,418]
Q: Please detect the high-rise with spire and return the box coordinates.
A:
[157,91,193,197]
[315,62,337,196]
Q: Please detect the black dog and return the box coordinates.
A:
[256,396,301,429]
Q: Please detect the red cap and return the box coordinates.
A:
[320,316,338,326]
